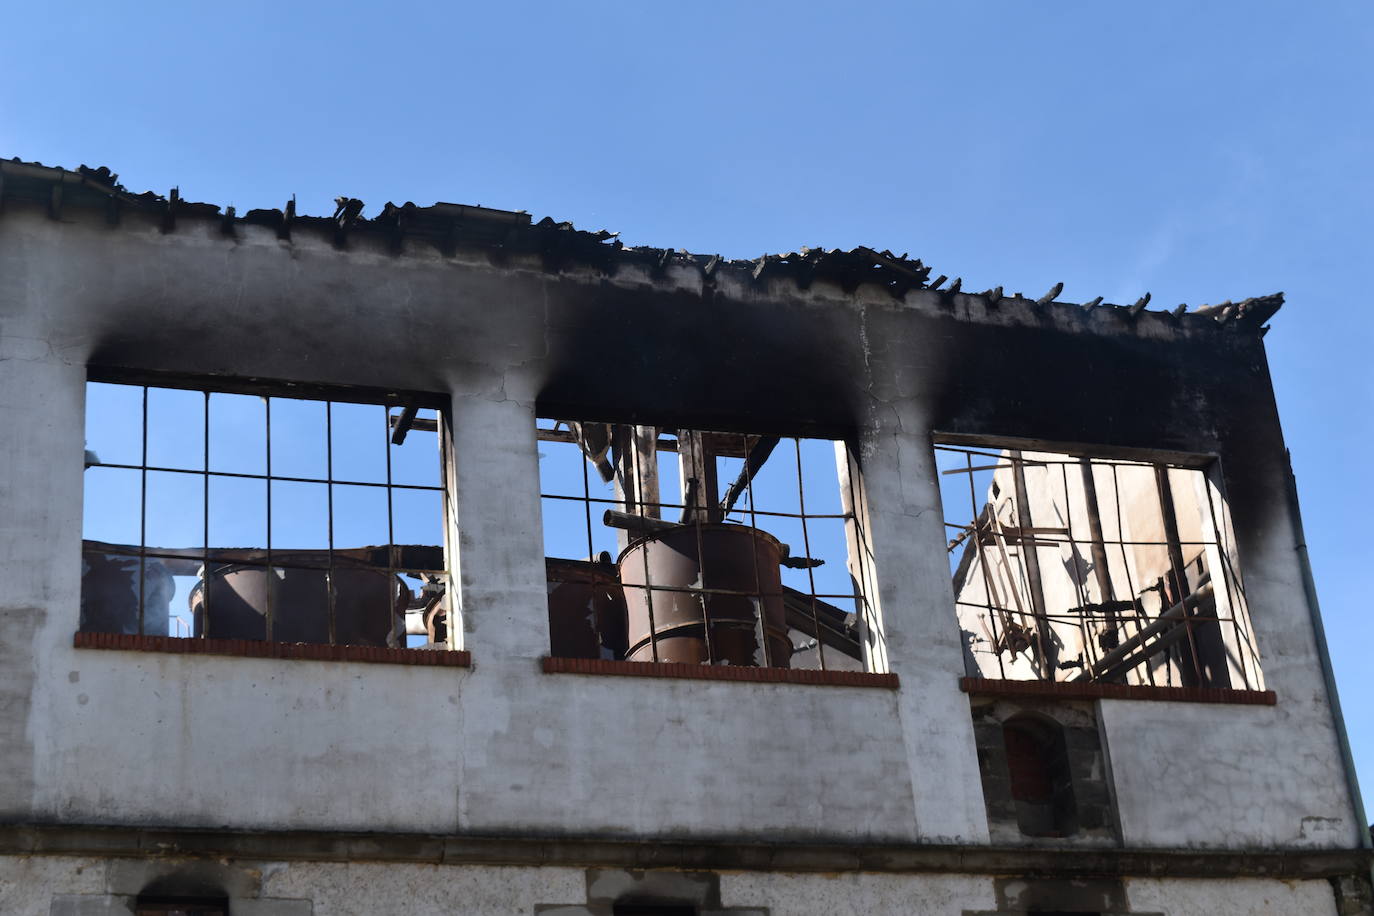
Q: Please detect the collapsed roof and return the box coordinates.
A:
[0,157,1282,333]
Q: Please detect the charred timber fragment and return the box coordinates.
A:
[390,406,418,445]
[161,187,179,234]
[719,436,781,514]
[277,196,296,241]
[332,196,364,249]
[0,157,1286,342]
[1035,282,1064,306]
[752,255,770,282]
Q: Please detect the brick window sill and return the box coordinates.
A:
[74,632,471,667]
[542,656,899,688]
[960,676,1275,706]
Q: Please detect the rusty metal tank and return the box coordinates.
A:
[190,559,408,645]
[545,558,629,659]
[618,523,792,667]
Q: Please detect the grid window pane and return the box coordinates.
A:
[84,381,143,467]
[209,475,267,554]
[83,466,142,545]
[209,392,266,475]
[145,470,204,551]
[391,488,444,548]
[270,480,330,553]
[389,407,443,488]
[269,397,327,480]
[333,483,390,549]
[146,387,205,471]
[331,401,388,484]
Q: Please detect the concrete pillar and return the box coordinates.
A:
[0,334,86,821]
[853,401,990,843]
[446,382,548,662]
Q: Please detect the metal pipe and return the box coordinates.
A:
[1080,579,1211,679]
[603,509,677,535]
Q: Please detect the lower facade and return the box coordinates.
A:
[2,832,1370,916]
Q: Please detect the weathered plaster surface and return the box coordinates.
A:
[262,860,586,915]
[0,856,105,916]
[1125,876,1339,915]
[720,871,995,913]
[0,854,1352,916]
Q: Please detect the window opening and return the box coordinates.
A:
[935,443,1261,689]
[1003,715,1077,837]
[81,379,452,649]
[135,899,228,916]
[538,419,873,671]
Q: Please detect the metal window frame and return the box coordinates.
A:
[537,416,872,672]
[82,367,452,649]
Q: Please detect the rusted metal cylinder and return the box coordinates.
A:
[190,561,407,645]
[618,523,791,667]
[546,558,629,660]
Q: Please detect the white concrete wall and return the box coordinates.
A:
[0,205,1361,852]
[0,855,1345,916]
[1124,876,1339,915]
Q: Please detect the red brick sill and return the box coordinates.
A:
[542,656,899,688]
[960,676,1275,706]
[73,632,471,668]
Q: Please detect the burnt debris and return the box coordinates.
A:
[0,157,1281,333]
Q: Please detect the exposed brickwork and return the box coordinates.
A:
[542,656,898,688]
[73,632,471,667]
[961,676,1275,706]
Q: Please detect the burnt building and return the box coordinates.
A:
[0,158,1370,915]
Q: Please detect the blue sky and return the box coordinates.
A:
[6,2,1372,807]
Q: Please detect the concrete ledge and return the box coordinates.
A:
[960,676,1276,706]
[3,823,1369,880]
[73,632,471,667]
[541,656,899,688]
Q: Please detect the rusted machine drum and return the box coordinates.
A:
[546,558,629,660]
[79,550,174,635]
[190,562,407,645]
[618,523,791,667]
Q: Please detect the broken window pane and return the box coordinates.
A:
[936,442,1262,690]
[81,379,451,650]
[268,397,327,480]
[208,475,266,557]
[538,418,872,672]
[270,480,330,553]
[82,466,141,546]
[145,386,205,471]
[145,471,204,551]
[84,381,143,467]
[332,483,390,549]
[208,391,266,475]
[331,401,388,484]
[391,487,443,548]
[389,407,443,488]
